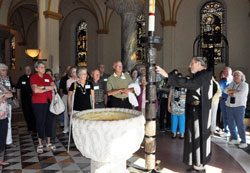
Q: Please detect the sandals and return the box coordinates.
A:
[47,143,56,151]
[37,145,43,154]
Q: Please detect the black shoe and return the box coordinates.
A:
[172,135,177,139]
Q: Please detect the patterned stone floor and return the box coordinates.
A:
[0,122,92,173]
[0,121,144,173]
[1,110,250,173]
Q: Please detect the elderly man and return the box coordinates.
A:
[17,66,36,133]
[107,61,133,109]
[219,67,233,137]
[91,69,107,108]
[98,63,109,82]
[156,56,213,172]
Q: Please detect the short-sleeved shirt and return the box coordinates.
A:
[67,78,77,90]
[170,87,186,115]
[107,72,133,99]
[100,73,110,83]
[91,79,106,103]
[0,76,12,91]
[69,81,93,111]
[16,74,32,97]
[59,75,69,95]
[219,77,232,99]
[30,73,53,103]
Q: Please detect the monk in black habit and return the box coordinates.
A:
[156,56,213,172]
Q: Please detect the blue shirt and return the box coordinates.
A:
[219,77,232,99]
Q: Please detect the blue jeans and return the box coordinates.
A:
[220,99,229,133]
[171,114,185,134]
[226,106,246,143]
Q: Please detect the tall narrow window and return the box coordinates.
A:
[200,1,226,64]
[10,36,16,69]
[136,14,146,63]
[76,21,88,66]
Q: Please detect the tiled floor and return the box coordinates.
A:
[1,110,250,173]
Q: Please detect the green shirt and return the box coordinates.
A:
[107,72,133,99]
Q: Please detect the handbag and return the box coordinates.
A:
[50,89,65,115]
[11,97,20,109]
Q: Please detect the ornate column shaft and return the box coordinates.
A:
[106,0,144,71]
[121,12,137,71]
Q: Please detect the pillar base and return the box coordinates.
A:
[91,159,127,173]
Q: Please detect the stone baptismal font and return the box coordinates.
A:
[72,108,145,173]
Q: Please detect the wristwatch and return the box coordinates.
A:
[43,86,46,90]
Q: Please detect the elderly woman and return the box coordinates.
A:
[30,61,56,153]
[225,70,249,148]
[68,67,95,115]
[0,63,15,148]
[0,84,13,165]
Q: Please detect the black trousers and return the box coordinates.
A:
[0,118,8,151]
[108,96,132,109]
[32,103,55,139]
[159,97,171,130]
[22,95,36,132]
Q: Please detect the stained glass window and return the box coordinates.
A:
[200,1,225,64]
[76,21,88,66]
[136,14,146,63]
[10,36,16,69]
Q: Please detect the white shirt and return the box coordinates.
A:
[224,81,249,107]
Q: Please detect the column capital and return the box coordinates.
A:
[96,29,109,34]
[43,10,62,20]
[105,0,144,16]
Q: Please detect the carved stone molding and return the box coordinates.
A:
[157,0,183,27]
[43,10,62,20]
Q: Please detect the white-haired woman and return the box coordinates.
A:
[30,61,57,153]
[68,67,95,116]
[0,63,15,148]
[224,70,249,148]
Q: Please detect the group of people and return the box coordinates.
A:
[156,57,249,171]
[0,57,248,171]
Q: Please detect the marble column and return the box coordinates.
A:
[37,0,61,73]
[106,0,144,71]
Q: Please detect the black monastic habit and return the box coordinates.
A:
[168,69,213,166]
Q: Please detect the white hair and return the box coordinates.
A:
[0,63,8,70]
[233,70,246,82]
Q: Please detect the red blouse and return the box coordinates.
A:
[30,73,53,103]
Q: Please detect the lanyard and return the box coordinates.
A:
[232,83,241,90]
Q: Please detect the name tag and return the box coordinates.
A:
[5,82,10,87]
[22,81,26,85]
[121,76,126,80]
[104,78,108,82]
[85,85,90,89]
[94,86,99,90]
[44,79,50,83]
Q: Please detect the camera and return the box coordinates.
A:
[230,97,235,104]
[47,98,51,104]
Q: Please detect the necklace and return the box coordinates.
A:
[78,82,86,95]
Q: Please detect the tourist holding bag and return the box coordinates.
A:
[30,61,57,154]
[0,84,13,166]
